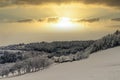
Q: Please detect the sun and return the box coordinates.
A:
[55,17,75,30]
[59,17,70,23]
[50,17,84,31]
[57,17,71,27]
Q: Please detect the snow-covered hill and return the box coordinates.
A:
[2,47,120,80]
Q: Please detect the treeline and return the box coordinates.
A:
[84,30,120,54]
[52,30,120,63]
[0,55,52,78]
[0,41,94,56]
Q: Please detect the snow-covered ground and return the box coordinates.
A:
[2,47,120,80]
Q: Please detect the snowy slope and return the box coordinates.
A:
[2,47,120,80]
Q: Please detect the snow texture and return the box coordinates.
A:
[2,47,120,80]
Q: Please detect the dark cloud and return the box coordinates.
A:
[38,17,59,23]
[47,17,59,23]
[111,18,120,21]
[38,18,45,22]
[16,17,59,23]
[17,19,35,23]
[73,18,100,23]
[0,0,120,8]
[2,17,101,23]
[81,0,120,8]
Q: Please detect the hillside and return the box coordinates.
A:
[0,30,119,78]
[81,30,120,58]
[1,46,120,80]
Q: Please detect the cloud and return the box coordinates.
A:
[14,17,59,23]
[47,17,59,23]
[38,18,45,22]
[38,17,59,23]
[73,18,100,23]
[1,17,101,23]
[80,0,120,8]
[0,0,120,8]
[111,18,120,21]
[16,19,36,23]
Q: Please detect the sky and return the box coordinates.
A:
[0,0,120,46]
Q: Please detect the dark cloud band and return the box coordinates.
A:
[0,0,120,8]
[112,18,120,21]
[73,18,100,23]
[11,17,100,23]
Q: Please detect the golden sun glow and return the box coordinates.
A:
[49,17,85,32]
[55,17,77,30]
[57,17,71,27]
